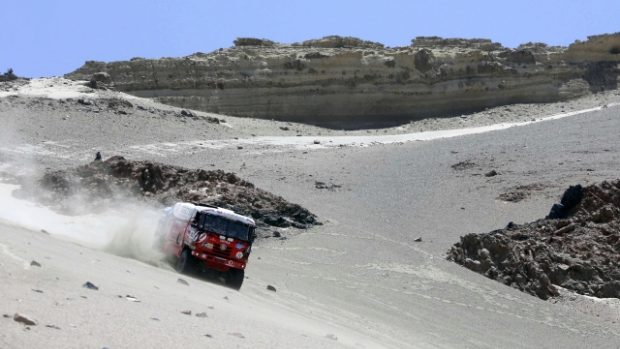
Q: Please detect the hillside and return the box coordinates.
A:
[66,33,620,128]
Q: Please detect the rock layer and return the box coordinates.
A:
[66,34,620,128]
[448,181,620,300]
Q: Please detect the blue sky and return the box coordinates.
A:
[2,0,618,77]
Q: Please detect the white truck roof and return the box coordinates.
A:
[170,202,256,226]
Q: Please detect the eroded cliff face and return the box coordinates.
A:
[66,34,620,128]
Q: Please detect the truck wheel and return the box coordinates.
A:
[175,249,195,274]
[225,269,245,290]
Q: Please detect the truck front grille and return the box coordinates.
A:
[210,245,230,258]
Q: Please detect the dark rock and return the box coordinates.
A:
[234,38,276,47]
[549,264,569,284]
[124,295,140,302]
[0,68,19,82]
[562,279,589,294]
[451,160,476,171]
[304,52,330,59]
[92,72,111,83]
[290,222,307,229]
[263,215,291,228]
[560,185,583,210]
[181,310,192,315]
[13,313,37,326]
[30,260,41,267]
[180,110,195,118]
[484,170,499,177]
[92,72,112,84]
[266,285,277,292]
[106,98,133,109]
[499,191,528,203]
[584,61,619,91]
[82,281,99,290]
[567,263,595,281]
[547,185,584,219]
[195,312,208,318]
[592,205,615,223]
[299,36,384,49]
[553,223,576,235]
[506,50,536,64]
[177,278,189,286]
[414,237,423,242]
[595,281,620,298]
[314,181,342,191]
[87,79,98,89]
[464,258,484,273]
[547,203,567,219]
[414,49,435,73]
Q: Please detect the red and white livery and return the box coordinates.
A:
[155,202,257,289]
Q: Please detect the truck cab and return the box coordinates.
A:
[156,202,256,289]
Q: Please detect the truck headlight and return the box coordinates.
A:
[235,251,244,259]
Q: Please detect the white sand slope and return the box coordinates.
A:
[0,77,141,101]
[0,223,384,349]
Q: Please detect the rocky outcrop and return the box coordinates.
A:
[66,34,620,129]
[0,68,20,82]
[448,181,620,300]
[29,156,318,235]
[564,33,620,62]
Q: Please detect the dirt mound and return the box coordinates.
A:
[33,156,318,236]
[448,181,620,300]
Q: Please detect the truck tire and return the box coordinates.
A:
[175,249,195,274]
[225,269,245,290]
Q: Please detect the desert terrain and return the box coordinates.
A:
[1,73,619,349]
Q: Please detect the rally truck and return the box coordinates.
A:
[155,202,257,290]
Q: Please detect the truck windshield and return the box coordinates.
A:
[202,214,251,241]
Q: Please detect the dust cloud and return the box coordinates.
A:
[0,181,167,266]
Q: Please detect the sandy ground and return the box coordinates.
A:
[1,78,620,348]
